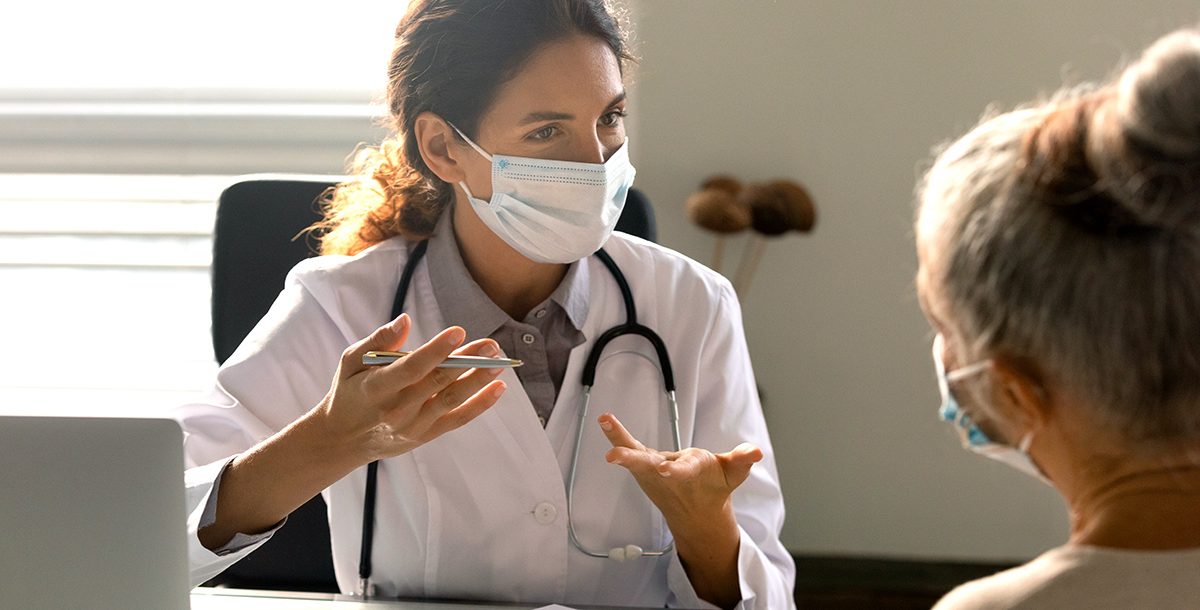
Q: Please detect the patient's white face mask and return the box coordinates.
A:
[933,334,1050,485]
[450,123,636,264]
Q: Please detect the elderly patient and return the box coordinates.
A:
[915,27,1200,609]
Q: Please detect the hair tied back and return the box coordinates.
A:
[1090,29,1200,231]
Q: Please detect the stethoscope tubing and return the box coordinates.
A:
[358,240,427,598]
[565,386,680,559]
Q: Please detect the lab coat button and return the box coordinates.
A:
[522,333,536,345]
[533,502,557,525]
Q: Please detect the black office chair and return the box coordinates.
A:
[206,175,657,592]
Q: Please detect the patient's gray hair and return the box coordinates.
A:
[917,28,1200,443]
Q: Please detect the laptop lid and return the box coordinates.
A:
[0,415,189,610]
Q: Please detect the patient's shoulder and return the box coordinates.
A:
[932,560,1060,610]
[934,545,1200,610]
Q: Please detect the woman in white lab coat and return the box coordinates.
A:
[177,1,794,608]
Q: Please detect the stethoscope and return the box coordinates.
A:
[357,240,680,598]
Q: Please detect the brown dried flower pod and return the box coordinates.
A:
[771,179,816,233]
[741,185,790,236]
[741,179,816,235]
[733,179,817,299]
[700,175,743,196]
[685,188,751,234]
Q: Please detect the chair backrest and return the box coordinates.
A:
[617,186,657,244]
[212,176,656,365]
[211,177,331,365]
[207,175,657,592]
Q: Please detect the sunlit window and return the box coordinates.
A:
[2,1,408,93]
[0,2,408,416]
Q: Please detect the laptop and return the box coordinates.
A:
[0,415,189,610]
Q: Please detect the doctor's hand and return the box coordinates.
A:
[599,412,759,610]
[599,412,762,523]
[317,313,508,463]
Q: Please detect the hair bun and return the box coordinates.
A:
[1116,29,1200,158]
[1089,28,1200,228]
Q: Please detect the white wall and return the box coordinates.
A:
[627,0,1200,562]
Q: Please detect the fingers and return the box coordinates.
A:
[408,365,505,430]
[605,445,663,469]
[600,414,664,476]
[378,337,505,435]
[394,338,502,406]
[366,326,467,390]
[340,314,412,379]
[598,412,646,451]
[599,414,762,493]
[423,379,508,439]
[654,444,759,477]
[613,438,762,492]
[452,338,502,357]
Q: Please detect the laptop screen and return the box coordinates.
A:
[0,415,189,610]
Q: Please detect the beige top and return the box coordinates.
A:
[934,544,1200,609]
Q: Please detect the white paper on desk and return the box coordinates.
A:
[534,606,577,610]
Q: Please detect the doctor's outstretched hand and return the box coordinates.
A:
[599,412,761,610]
[199,314,507,552]
[319,313,509,461]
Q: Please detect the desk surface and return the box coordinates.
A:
[191,588,658,610]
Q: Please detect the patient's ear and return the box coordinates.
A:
[991,356,1052,433]
[413,112,467,184]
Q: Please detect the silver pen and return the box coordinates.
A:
[362,350,523,368]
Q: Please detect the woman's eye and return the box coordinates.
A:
[600,110,627,127]
[528,125,558,141]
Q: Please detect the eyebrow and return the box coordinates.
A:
[516,91,627,126]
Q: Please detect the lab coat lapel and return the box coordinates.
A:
[546,257,610,469]
[408,265,559,477]
[548,253,638,473]
[400,265,569,600]
[479,366,556,470]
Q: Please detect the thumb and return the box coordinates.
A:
[720,442,763,490]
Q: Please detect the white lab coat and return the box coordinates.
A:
[177,232,795,609]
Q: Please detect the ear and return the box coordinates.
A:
[412,112,468,185]
[990,355,1052,433]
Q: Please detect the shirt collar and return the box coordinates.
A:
[552,256,589,330]
[424,209,589,337]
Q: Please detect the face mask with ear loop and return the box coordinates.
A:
[933,334,1050,484]
[448,122,636,264]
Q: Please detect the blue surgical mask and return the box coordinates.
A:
[933,334,1049,484]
